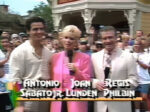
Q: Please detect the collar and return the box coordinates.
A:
[25,40,43,59]
[104,47,118,55]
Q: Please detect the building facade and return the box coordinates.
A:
[49,0,150,37]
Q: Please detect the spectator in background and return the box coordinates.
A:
[41,34,52,45]
[11,34,22,48]
[19,32,29,42]
[128,36,135,46]
[120,34,132,52]
[51,39,62,53]
[0,50,13,112]
[0,36,13,112]
[90,44,97,53]
[132,40,150,112]
[1,37,12,54]
[95,41,103,52]
[141,37,150,53]
[116,31,122,42]
[0,31,10,50]
[136,30,144,38]
[78,38,92,55]
[122,31,129,35]
[1,31,10,38]
[11,34,20,43]
[0,37,12,75]
[41,34,55,52]
[132,40,142,53]
[57,32,65,50]
[52,31,59,38]
[135,30,144,42]
[147,36,150,53]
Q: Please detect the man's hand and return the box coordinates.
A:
[6,47,13,58]
[0,69,4,78]
[14,106,24,112]
[96,81,105,91]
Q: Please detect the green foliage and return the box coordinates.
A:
[32,2,54,32]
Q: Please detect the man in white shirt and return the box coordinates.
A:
[0,48,13,112]
[9,17,52,112]
[132,40,150,112]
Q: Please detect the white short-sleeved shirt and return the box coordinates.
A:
[133,52,150,84]
[0,50,9,93]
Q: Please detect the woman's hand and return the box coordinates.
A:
[67,63,77,72]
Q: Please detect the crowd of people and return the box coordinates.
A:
[0,16,150,112]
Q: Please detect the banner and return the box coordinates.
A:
[58,0,79,4]
[7,79,143,104]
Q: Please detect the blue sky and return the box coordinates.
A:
[0,0,48,15]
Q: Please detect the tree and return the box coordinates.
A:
[0,11,25,33]
[32,2,54,32]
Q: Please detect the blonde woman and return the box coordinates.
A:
[50,25,91,112]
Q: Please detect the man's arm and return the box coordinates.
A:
[126,53,138,88]
[0,47,12,66]
[9,48,25,82]
[9,48,26,112]
[137,60,150,69]
[91,52,106,91]
[0,58,9,66]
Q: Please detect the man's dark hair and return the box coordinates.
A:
[0,36,10,41]
[99,26,116,37]
[136,30,144,35]
[25,17,46,31]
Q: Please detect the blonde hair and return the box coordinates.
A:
[61,25,81,39]
[121,34,130,41]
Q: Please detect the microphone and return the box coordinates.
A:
[66,50,75,75]
[104,67,110,79]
